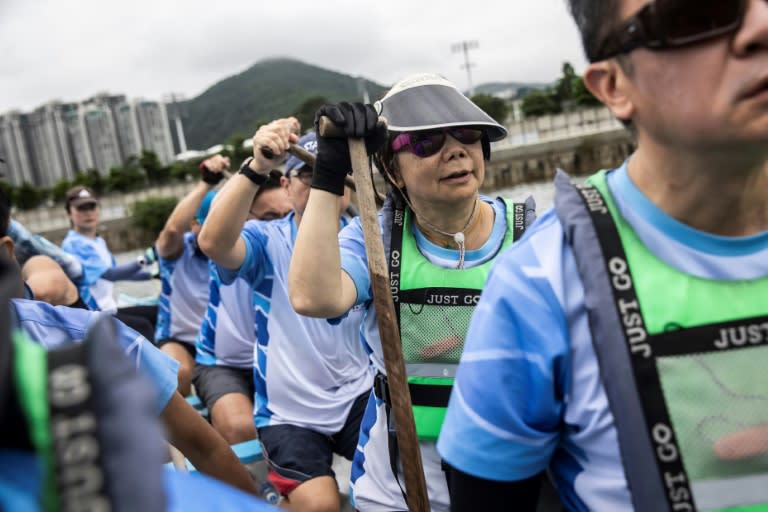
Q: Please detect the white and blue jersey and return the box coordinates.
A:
[220,212,371,436]
[156,232,210,345]
[194,263,256,369]
[340,196,511,512]
[61,230,116,313]
[437,162,768,511]
[11,298,179,414]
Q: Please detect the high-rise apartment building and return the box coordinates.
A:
[24,103,77,186]
[134,100,175,165]
[0,112,37,185]
[2,92,178,187]
[61,103,95,172]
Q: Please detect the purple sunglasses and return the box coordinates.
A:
[391,127,484,158]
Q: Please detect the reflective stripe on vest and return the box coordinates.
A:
[555,169,768,512]
[389,197,521,440]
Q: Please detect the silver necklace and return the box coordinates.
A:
[401,193,479,269]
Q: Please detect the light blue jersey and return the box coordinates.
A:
[437,162,768,511]
[0,452,278,512]
[221,212,372,436]
[340,196,513,512]
[11,298,179,414]
[194,263,256,369]
[61,230,116,312]
[156,232,210,345]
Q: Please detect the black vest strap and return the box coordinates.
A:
[48,332,111,512]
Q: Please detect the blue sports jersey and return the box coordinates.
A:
[11,298,179,415]
[220,212,372,435]
[156,232,210,344]
[0,452,278,512]
[437,162,768,510]
[61,230,116,312]
[195,262,256,369]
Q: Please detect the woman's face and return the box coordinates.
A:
[68,202,100,232]
[393,130,485,210]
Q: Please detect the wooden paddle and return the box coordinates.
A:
[318,116,429,512]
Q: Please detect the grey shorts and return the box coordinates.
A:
[191,364,255,410]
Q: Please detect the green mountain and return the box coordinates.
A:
[179,58,389,150]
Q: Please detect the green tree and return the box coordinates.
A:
[130,196,178,239]
[293,96,329,131]
[555,62,577,103]
[520,90,561,118]
[169,158,202,181]
[73,169,105,194]
[14,182,44,210]
[140,150,170,184]
[51,179,72,203]
[106,158,146,193]
[470,94,510,124]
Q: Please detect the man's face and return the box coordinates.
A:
[614,0,768,150]
[285,168,313,217]
[248,186,292,221]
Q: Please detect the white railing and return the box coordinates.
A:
[493,106,623,150]
[14,181,198,233]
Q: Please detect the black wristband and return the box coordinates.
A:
[238,157,268,186]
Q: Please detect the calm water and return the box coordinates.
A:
[114,179,560,302]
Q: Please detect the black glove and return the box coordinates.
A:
[312,102,387,196]
[199,162,224,185]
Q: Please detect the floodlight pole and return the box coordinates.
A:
[451,40,479,96]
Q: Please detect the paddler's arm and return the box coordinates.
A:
[156,155,228,260]
[160,392,258,496]
[289,103,385,319]
[199,118,299,270]
[21,255,79,306]
[290,188,358,318]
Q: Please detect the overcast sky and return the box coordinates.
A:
[0,0,587,113]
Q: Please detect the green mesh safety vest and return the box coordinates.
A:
[556,169,768,512]
[389,198,523,440]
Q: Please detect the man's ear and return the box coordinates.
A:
[584,60,635,122]
[0,237,15,262]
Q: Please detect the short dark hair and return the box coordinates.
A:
[566,0,624,62]
[0,188,10,238]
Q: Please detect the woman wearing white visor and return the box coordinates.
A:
[289,73,536,511]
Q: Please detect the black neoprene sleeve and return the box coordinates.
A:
[446,464,542,512]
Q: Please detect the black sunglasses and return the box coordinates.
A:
[593,0,746,62]
[74,202,98,212]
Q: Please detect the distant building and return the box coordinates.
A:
[113,101,143,163]
[0,91,178,187]
[61,103,95,172]
[134,100,175,165]
[0,112,36,185]
[81,99,123,175]
[24,103,77,186]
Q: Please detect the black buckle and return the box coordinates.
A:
[373,372,391,404]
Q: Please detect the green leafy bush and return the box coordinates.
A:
[130,196,178,238]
